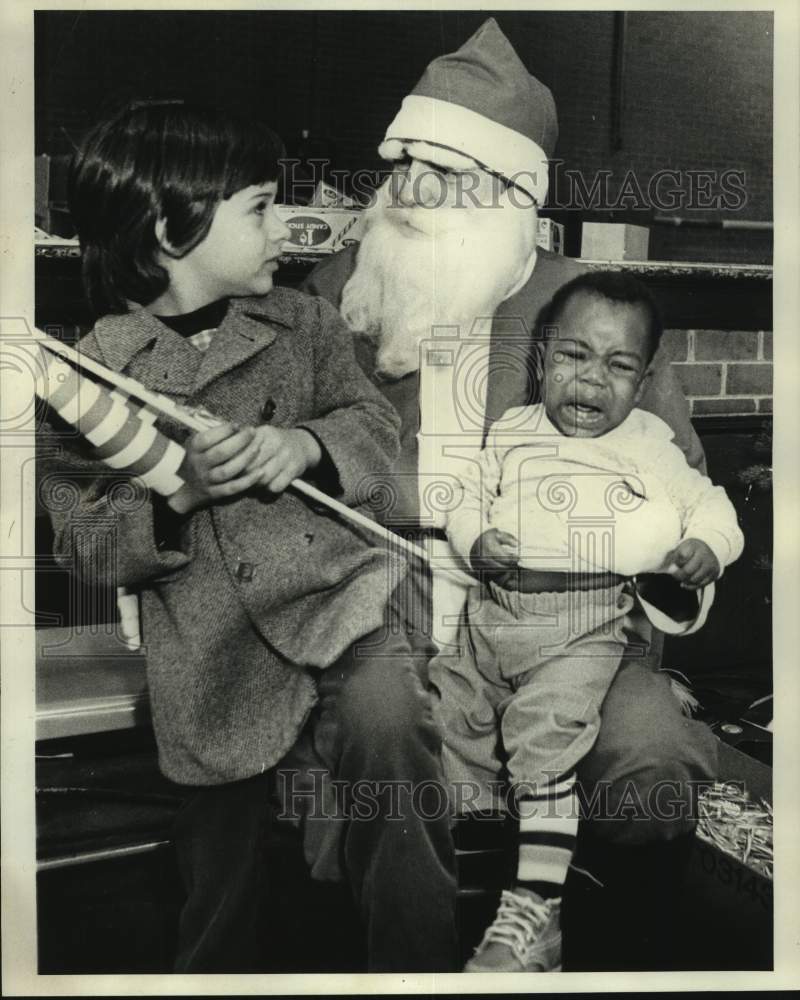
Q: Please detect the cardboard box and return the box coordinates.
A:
[536,217,564,255]
[581,222,650,261]
[680,729,773,969]
[275,205,364,254]
[35,153,74,238]
[309,181,357,209]
[35,228,80,259]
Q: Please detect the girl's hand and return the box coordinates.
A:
[469,528,520,575]
[250,426,322,493]
[168,422,265,514]
[664,538,720,589]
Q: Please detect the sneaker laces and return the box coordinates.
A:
[477,890,557,964]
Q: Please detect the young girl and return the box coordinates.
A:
[43,102,457,973]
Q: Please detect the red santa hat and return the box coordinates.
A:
[378,18,557,205]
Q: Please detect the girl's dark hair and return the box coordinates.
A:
[536,269,664,363]
[68,101,285,316]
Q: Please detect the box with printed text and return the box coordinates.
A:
[275,205,365,255]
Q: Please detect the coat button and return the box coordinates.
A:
[261,398,276,421]
[237,562,255,582]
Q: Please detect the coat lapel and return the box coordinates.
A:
[192,300,283,395]
[93,296,291,400]
[93,308,201,397]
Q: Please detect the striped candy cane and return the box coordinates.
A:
[40,349,190,498]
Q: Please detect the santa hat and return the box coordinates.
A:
[378,18,557,205]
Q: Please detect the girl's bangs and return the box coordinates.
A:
[218,117,285,199]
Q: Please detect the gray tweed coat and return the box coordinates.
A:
[43,289,404,785]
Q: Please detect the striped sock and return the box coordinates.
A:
[515,775,579,900]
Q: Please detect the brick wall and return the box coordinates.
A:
[663,329,773,415]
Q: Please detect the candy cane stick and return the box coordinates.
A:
[33,328,475,588]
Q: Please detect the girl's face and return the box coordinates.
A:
[542,291,653,437]
[175,181,290,302]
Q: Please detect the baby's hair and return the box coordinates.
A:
[68,101,285,316]
[536,269,664,364]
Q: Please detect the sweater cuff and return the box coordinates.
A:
[445,518,486,567]
[694,529,732,579]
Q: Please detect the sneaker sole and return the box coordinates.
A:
[464,963,563,973]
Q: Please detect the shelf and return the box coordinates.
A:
[581,259,772,280]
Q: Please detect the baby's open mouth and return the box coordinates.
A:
[567,401,605,425]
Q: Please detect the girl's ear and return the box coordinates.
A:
[154,217,179,256]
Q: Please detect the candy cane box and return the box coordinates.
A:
[275,205,365,255]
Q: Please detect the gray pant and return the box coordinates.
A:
[430,580,719,842]
[430,581,633,801]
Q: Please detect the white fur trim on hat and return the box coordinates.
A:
[381,94,549,204]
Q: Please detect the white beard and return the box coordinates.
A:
[340,179,538,379]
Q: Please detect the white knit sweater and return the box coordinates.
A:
[446,404,744,578]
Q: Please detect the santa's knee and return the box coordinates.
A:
[336,654,441,777]
[577,716,719,845]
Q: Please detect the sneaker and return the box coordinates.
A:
[464,890,562,972]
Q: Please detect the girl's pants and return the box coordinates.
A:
[171,623,458,973]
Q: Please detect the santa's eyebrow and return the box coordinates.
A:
[419,157,459,173]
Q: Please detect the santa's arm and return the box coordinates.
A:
[301,244,359,308]
[639,349,706,475]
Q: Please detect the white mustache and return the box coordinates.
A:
[384,205,473,238]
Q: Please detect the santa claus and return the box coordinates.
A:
[295,17,719,970]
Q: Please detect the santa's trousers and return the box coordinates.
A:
[171,624,458,973]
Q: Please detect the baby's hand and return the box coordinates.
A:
[169,422,266,514]
[469,528,520,575]
[250,425,322,493]
[664,538,720,589]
